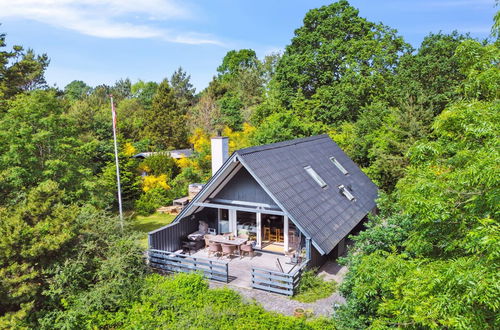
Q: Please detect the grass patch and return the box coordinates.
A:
[131,212,176,249]
[293,269,337,303]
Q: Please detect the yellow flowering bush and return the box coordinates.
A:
[189,128,211,153]
[175,157,192,169]
[223,123,256,153]
[142,174,170,192]
[123,142,137,157]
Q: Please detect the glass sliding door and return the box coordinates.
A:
[260,214,285,253]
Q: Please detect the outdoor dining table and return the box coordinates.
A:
[208,236,247,256]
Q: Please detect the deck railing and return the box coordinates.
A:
[148,249,229,283]
[251,260,309,296]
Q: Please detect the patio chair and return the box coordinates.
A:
[181,240,198,255]
[208,242,222,258]
[204,234,214,248]
[240,243,254,258]
[221,244,236,259]
[237,233,249,240]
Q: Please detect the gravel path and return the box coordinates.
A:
[209,261,348,318]
[210,282,345,317]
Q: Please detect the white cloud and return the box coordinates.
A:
[0,0,223,45]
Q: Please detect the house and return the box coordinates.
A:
[132,148,193,160]
[148,134,378,295]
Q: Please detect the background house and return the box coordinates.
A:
[132,149,193,160]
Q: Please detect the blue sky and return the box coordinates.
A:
[0,0,496,92]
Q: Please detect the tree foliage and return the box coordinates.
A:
[0,31,49,105]
[273,0,409,123]
[143,79,188,149]
[337,71,500,329]
[0,181,78,319]
[63,80,93,102]
[170,67,196,111]
[252,111,325,145]
[0,182,143,328]
[0,90,93,204]
[392,31,468,114]
[217,49,259,76]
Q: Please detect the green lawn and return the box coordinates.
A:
[132,212,176,249]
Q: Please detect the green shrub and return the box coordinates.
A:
[134,188,169,215]
[139,153,180,178]
[294,269,337,303]
[42,272,334,329]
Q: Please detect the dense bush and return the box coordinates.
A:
[336,99,500,328]
[134,187,171,215]
[293,269,337,304]
[50,272,334,329]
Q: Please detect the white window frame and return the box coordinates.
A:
[304,165,327,188]
[330,156,349,175]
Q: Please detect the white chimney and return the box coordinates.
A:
[211,136,229,175]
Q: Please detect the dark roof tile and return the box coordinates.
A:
[237,134,378,254]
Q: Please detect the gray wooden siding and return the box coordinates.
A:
[149,250,229,283]
[149,215,198,251]
[213,167,277,206]
[149,208,218,251]
[309,243,336,268]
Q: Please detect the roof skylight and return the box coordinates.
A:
[338,185,355,201]
[330,157,348,175]
[304,165,327,188]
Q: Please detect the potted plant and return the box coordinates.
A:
[294,308,305,318]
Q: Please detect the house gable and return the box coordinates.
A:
[211,166,278,207]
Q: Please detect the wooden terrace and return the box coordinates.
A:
[149,247,307,295]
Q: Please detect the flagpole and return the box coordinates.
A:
[110,95,124,231]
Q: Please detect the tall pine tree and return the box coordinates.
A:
[143,79,188,150]
[170,67,195,112]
